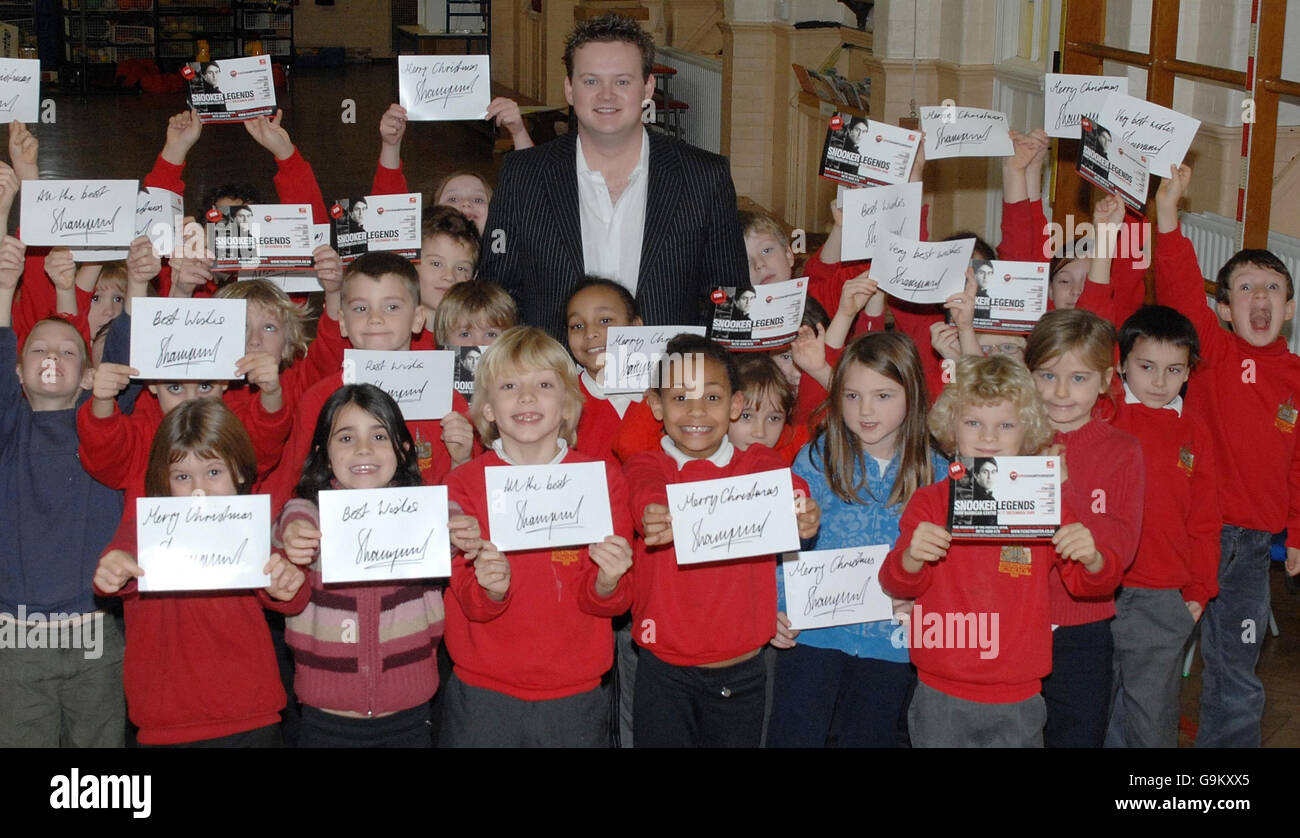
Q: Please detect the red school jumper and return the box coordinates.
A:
[1154,227,1300,547]
[1112,396,1221,606]
[443,447,634,699]
[880,480,1117,703]
[94,502,310,744]
[624,441,810,666]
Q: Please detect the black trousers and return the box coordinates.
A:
[633,649,766,748]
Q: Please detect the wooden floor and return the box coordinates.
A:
[34,62,1300,748]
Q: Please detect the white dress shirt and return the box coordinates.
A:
[576,129,650,297]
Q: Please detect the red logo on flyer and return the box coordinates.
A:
[230,70,237,78]
[875,135,883,142]
[376,207,384,215]
[264,215,272,222]
[1046,460,1055,468]
[948,462,966,479]
[765,296,773,303]
[829,115,843,131]
[1004,273,1012,282]
[205,208,221,222]
[180,65,196,79]
[710,289,727,304]
[1009,471,1019,481]
[330,204,344,219]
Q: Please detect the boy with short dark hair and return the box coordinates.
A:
[1107,304,1221,748]
[417,206,481,320]
[1154,163,1300,748]
[624,334,820,747]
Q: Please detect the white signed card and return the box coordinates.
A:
[129,298,246,381]
[398,55,491,121]
[919,106,1014,159]
[600,325,707,394]
[484,461,614,552]
[871,234,975,305]
[1043,73,1128,139]
[318,485,452,584]
[667,468,801,566]
[781,545,894,630]
[0,58,42,123]
[136,495,271,593]
[841,181,923,262]
[20,179,139,247]
[343,349,455,421]
[1097,93,1200,175]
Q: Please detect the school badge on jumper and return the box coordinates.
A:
[1276,399,1297,434]
[1177,444,1195,476]
[998,545,1032,578]
[551,549,581,566]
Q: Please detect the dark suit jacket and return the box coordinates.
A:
[478,130,749,340]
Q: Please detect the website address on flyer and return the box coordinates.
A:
[1115,798,1250,813]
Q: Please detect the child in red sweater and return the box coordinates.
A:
[626,334,821,747]
[275,384,482,747]
[442,327,634,747]
[729,352,806,464]
[1107,305,1220,748]
[880,355,1113,747]
[564,276,662,464]
[1024,308,1142,748]
[92,399,308,746]
[263,253,477,517]
[1155,164,1300,747]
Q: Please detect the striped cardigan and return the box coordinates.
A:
[478,129,749,341]
[275,498,444,716]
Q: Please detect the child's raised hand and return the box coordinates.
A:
[126,236,162,285]
[908,131,926,182]
[264,552,307,601]
[838,274,879,317]
[472,541,510,601]
[1052,522,1104,573]
[0,160,19,214]
[795,494,821,539]
[8,121,38,182]
[1155,163,1192,233]
[771,611,800,649]
[94,549,143,594]
[943,285,975,329]
[485,97,528,139]
[236,351,282,397]
[1026,128,1051,171]
[281,519,322,566]
[440,410,475,468]
[0,235,26,291]
[589,534,633,597]
[448,513,482,558]
[1093,194,1125,229]
[163,109,203,164]
[312,245,343,294]
[379,103,408,147]
[641,503,673,546]
[168,255,212,297]
[929,321,961,360]
[243,109,295,161]
[91,362,137,403]
[43,248,76,291]
[905,521,951,567]
[791,323,828,377]
[1003,129,1038,174]
[829,197,843,229]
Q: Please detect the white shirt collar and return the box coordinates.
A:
[1123,381,1183,417]
[575,129,650,180]
[661,435,735,470]
[491,437,570,466]
[580,369,641,418]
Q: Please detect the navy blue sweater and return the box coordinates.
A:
[0,328,123,615]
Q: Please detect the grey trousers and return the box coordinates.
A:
[908,680,1045,747]
[439,672,609,748]
[0,610,126,748]
[1106,586,1197,748]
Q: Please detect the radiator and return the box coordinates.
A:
[1180,211,1300,352]
[654,46,723,154]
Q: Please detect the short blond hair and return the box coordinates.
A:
[928,355,1052,455]
[469,326,585,447]
[215,279,310,365]
[433,280,519,345]
[738,210,788,246]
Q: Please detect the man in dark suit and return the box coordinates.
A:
[478,14,749,341]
